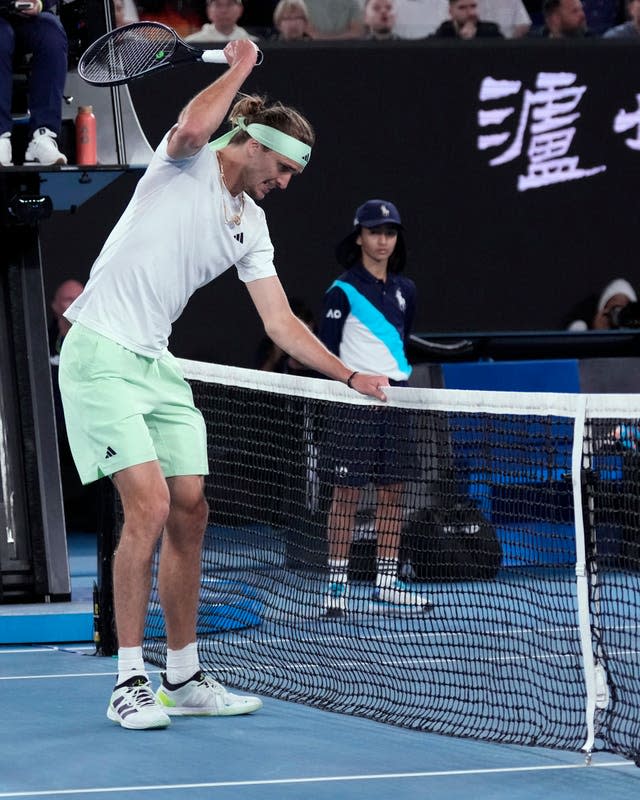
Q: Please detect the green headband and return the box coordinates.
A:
[208,116,311,170]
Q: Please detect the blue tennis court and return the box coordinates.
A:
[1,642,638,800]
[1,529,638,800]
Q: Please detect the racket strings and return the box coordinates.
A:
[79,24,178,83]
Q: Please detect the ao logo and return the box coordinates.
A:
[326,309,342,319]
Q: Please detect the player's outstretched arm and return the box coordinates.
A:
[246,277,389,402]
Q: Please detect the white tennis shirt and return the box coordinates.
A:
[65,132,276,358]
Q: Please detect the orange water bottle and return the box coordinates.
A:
[75,105,97,165]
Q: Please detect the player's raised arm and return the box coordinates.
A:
[167,39,260,160]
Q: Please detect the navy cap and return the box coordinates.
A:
[336,198,406,272]
[353,199,403,229]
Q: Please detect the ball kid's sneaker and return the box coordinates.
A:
[322,580,349,619]
[370,580,433,614]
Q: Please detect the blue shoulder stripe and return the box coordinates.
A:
[332,280,411,375]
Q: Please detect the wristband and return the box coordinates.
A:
[346,371,359,389]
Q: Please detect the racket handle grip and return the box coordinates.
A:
[200,49,264,66]
[200,50,229,65]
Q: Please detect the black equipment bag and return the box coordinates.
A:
[400,503,502,581]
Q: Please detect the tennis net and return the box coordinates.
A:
[97,360,640,762]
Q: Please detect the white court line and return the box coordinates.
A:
[0,762,634,798]
[0,646,96,655]
[0,670,161,681]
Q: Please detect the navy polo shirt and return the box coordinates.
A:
[319,263,416,383]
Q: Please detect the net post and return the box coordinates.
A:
[572,397,607,754]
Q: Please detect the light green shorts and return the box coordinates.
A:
[58,323,208,485]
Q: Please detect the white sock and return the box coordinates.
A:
[328,557,349,585]
[117,646,146,685]
[376,557,398,588]
[166,642,200,685]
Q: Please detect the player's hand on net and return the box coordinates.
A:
[349,372,389,402]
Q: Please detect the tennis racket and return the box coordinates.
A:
[78,22,263,87]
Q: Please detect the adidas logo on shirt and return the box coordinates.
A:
[234,232,244,244]
[105,446,117,459]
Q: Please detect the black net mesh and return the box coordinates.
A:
[582,420,640,761]
[100,365,640,761]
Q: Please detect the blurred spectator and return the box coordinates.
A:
[531,0,590,37]
[364,0,399,39]
[592,279,638,330]
[432,0,504,38]
[304,0,364,39]
[478,0,531,37]
[392,0,448,38]
[603,0,640,36]
[565,278,638,330]
[49,279,84,358]
[271,0,311,40]
[113,0,140,26]
[185,0,259,42]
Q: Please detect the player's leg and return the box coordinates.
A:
[153,474,262,716]
[112,462,171,647]
[106,461,173,729]
[157,474,208,650]
[58,326,174,728]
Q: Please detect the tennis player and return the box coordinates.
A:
[319,199,432,618]
[58,38,389,730]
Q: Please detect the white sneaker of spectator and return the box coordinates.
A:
[24,127,67,166]
[0,132,12,166]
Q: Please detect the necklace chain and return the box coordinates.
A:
[216,152,244,227]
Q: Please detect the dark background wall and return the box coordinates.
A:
[39,39,640,367]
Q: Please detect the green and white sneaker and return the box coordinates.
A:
[155,671,263,716]
[107,675,171,730]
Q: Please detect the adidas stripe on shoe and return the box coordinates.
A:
[107,675,171,730]
[155,671,263,716]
